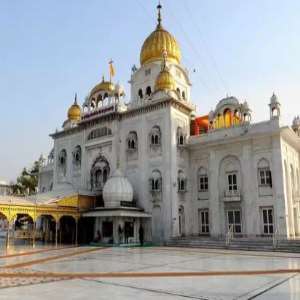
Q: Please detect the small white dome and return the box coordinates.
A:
[103,169,133,208]
[215,96,239,111]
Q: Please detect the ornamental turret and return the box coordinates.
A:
[154,51,175,92]
[292,116,300,137]
[269,93,281,119]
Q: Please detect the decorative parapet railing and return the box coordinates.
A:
[223,189,241,202]
[81,104,116,122]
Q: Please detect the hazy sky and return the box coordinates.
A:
[1,0,300,182]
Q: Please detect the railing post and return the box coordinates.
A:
[6,220,10,251]
[226,225,233,247]
[32,221,36,249]
[273,229,278,249]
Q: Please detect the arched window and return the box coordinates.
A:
[150,170,162,192]
[182,91,186,100]
[90,155,110,191]
[146,86,152,97]
[72,145,82,168]
[138,89,143,99]
[223,108,232,128]
[103,168,108,184]
[97,94,103,103]
[127,131,138,151]
[219,155,242,198]
[149,126,161,147]
[198,167,208,192]
[58,149,67,176]
[177,127,185,146]
[176,88,180,95]
[83,105,89,113]
[258,158,272,187]
[177,170,186,192]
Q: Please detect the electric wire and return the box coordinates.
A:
[183,1,230,95]
[164,0,225,95]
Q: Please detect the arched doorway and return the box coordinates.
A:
[224,108,232,128]
[36,215,57,244]
[77,217,95,245]
[13,214,34,246]
[59,216,76,244]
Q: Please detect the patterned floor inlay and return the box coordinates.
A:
[0,268,68,289]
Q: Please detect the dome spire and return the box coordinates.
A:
[140,1,181,66]
[74,93,78,105]
[157,1,162,28]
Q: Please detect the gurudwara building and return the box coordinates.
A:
[36,4,300,245]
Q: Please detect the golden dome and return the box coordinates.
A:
[155,66,175,92]
[68,95,81,121]
[140,4,181,66]
[90,76,115,96]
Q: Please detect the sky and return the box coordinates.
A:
[0,0,300,182]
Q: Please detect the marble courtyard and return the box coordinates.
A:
[0,245,299,299]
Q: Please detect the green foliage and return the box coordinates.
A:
[11,158,41,196]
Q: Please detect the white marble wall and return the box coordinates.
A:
[44,103,300,242]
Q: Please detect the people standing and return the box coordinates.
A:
[118,224,123,244]
[124,225,129,244]
[139,225,144,246]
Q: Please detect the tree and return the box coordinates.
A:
[11,158,42,196]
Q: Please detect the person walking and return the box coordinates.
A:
[139,225,144,246]
[124,225,129,244]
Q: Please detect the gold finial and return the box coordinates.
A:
[157,1,162,28]
[74,93,77,105]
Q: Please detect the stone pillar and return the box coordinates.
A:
[209,150,221,237]
[6,220,10,250]
[32,221,36,248]
[241,144,256,235]
[272,137,288,238]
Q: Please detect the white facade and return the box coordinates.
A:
[38,6,300,243]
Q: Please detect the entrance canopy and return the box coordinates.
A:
[83,208,152,218]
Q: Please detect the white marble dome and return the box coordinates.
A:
[103,169,133,208]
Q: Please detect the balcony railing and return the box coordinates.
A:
[224,189,241,202]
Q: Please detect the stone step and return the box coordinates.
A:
[166,238,300,253]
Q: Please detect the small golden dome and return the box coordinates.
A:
[68,95,81,121]
[155,66,175,92]
[90,76,115,96]
[140,4,181,66]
